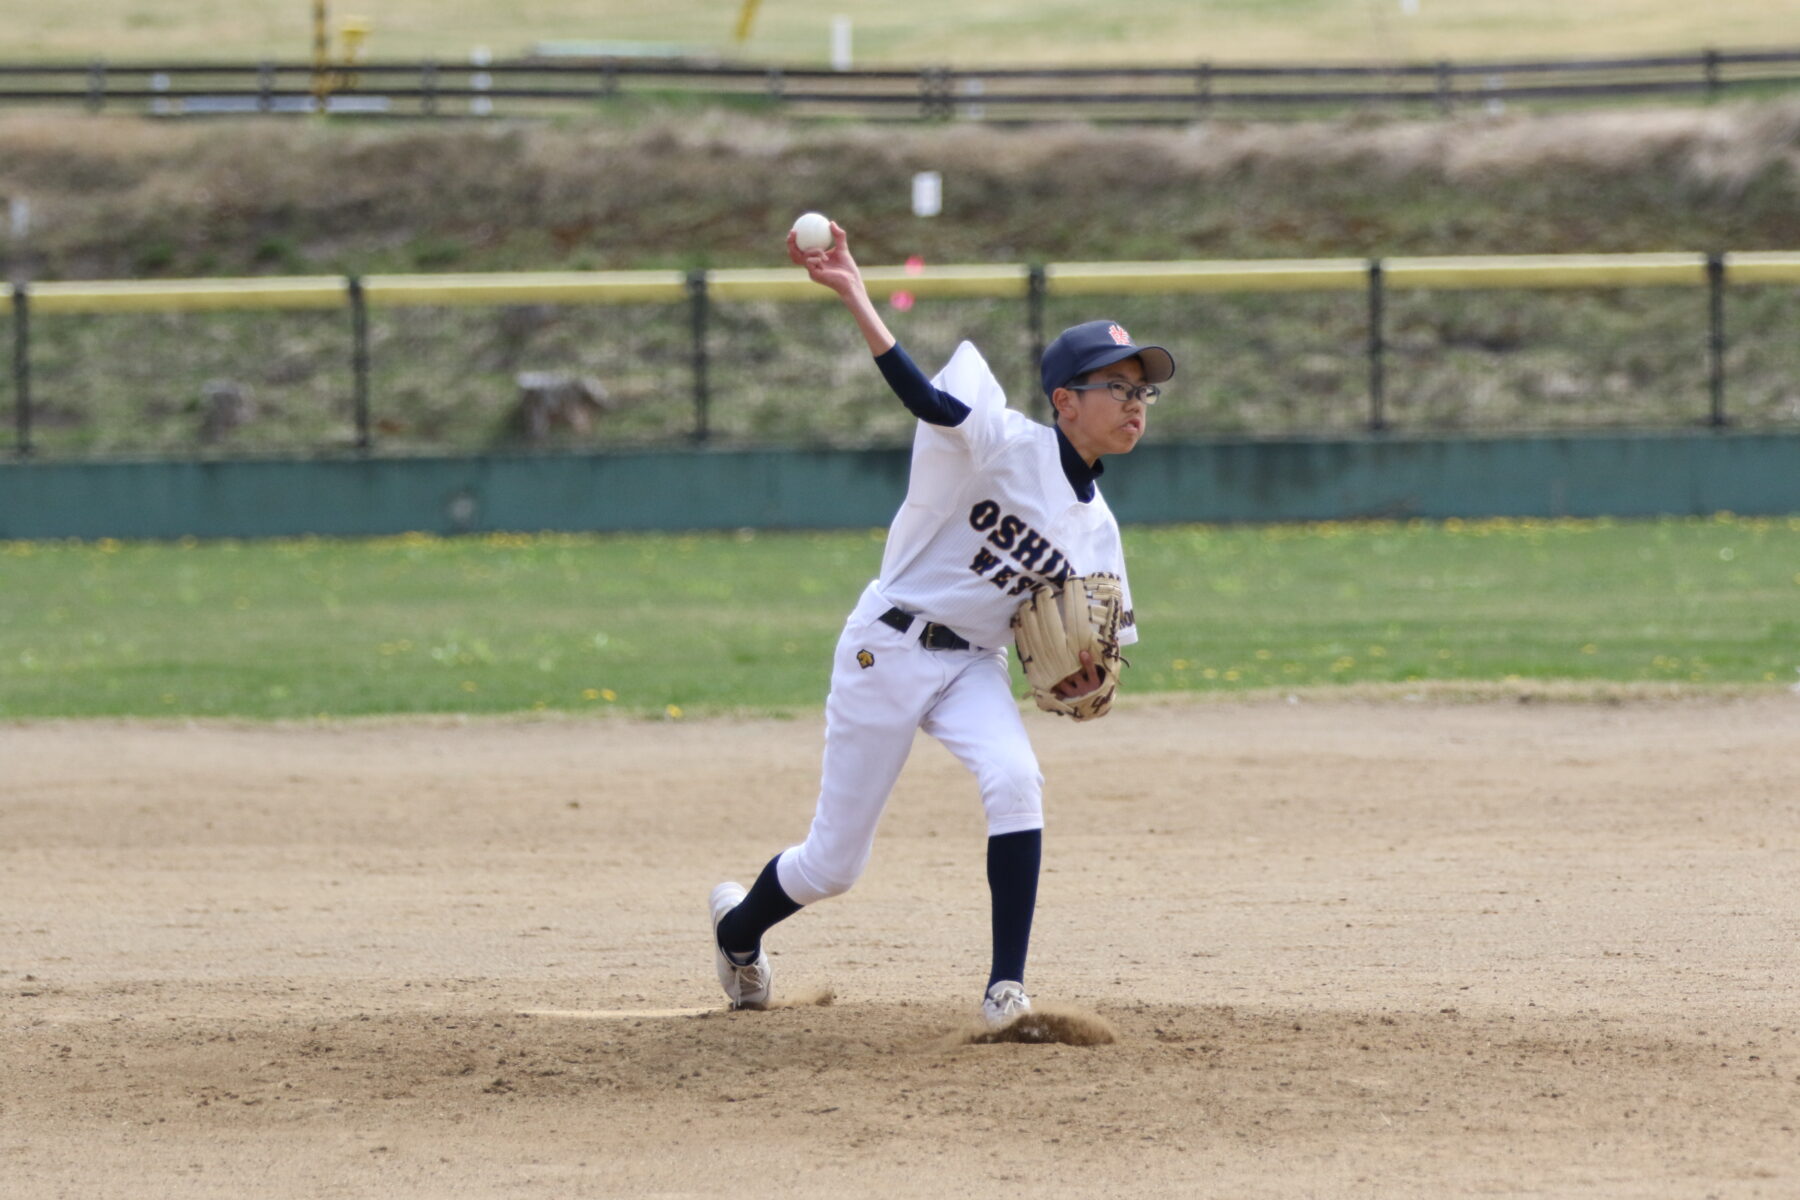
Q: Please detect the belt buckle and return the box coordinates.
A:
[920,622,953,650]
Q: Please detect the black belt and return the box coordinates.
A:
[880,607,972,652]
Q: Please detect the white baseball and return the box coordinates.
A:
[791,211,833,253]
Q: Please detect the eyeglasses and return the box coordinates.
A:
[1065,380,1161,406]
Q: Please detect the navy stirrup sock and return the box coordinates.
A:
[716,854,802,961]
[986,829,1042,989]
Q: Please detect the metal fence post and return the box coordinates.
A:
[1706,251,1728,427]
[11,282,30,456]
[86,61,107,113]
[919,67,950,120]
[1703,48,1722,102]
[257,61,275,113]
[687,270,711,444]
[1434,60,1454,116]
[1195,61,1213,121]
[347,275,372,451]
[1366,259,1388,432]
[1027,264,1049,421]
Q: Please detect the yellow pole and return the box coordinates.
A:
[733,0,763,44]
[339,16,369,91]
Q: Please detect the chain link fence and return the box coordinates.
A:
[12,308,352,456]
[6,257,1799,458]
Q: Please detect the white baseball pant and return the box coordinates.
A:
[774,581,1044,906]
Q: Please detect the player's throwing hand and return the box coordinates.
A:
[787,220,859,296]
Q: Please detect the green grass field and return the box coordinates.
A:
[3,515,1795,720]
[16,1,1797,65]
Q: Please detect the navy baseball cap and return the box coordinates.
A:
[1040,319,1175,400]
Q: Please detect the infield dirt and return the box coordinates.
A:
[4,696,1798,1197]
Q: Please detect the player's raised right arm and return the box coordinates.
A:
[789,222,969,427]
[788,221,895,357]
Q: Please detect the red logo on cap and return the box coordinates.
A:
[1108,323,1131,345]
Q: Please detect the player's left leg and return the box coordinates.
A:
[922,650,1044,1014]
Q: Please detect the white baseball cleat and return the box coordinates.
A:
[981,980,1032,1029]
[710,882,772,1010]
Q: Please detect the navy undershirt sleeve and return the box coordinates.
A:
[874,343,970,427]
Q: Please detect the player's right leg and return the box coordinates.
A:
[710,584,942,1006]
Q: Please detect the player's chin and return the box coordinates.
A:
[1108,423,1145,454]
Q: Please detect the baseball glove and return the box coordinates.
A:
[1011,572,1126,721]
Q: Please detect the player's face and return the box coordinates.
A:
[1059,356,1150,458]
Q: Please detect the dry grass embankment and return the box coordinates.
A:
[2,100,1797,279]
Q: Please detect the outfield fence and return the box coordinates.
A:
[2,47,1799,122]
[5,252,1800,459]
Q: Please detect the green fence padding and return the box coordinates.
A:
[1,433,1795,541]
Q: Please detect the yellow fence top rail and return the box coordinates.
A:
[707,264,1031,302]
[362,271,689,306]
[22,276,348,315]
[1723,251,1800,285]
[4,252,1797,314]
[1048,259,1368,294]
[1382,253,1710,290]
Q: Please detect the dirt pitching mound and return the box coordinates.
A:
[960,1004,1119,1046]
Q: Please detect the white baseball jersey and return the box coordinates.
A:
[875,341,1138,651]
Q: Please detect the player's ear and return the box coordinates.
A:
[1051,387,1076,423]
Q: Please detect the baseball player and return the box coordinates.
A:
[710,220,1173,1028]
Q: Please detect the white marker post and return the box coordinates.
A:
[5,193,29,300]
[912,171,942,218]
[470,45,494,116]
[830,16,852,72]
